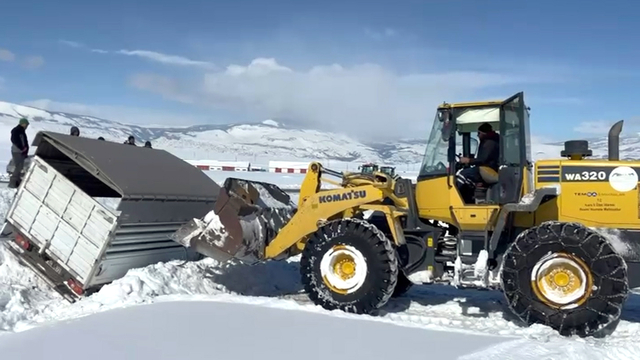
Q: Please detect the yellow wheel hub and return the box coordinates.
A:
[552,272,570,287]
[320,245,368,295]
[335,258,356,279]
[531,252,593,309]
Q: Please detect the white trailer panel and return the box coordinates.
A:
[6,156,119,284]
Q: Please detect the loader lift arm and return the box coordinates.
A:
[266,162,408,258]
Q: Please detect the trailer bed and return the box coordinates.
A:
[1,131,221,301]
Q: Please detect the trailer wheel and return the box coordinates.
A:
[392,271,413,297]
[501,221,629,337]
[300,218,398,314]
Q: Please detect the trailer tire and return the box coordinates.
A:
[500,221,629,337]
[300,218,398,314]
[392,271,413,297]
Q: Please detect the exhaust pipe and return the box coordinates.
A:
[608,120,624,161]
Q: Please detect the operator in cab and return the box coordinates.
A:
[456,122,500,203]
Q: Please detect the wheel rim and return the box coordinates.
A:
[530,252,594,309]
[320,244,368,295]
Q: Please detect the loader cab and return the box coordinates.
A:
[416,92,532,222]
[359,163,379,175]
[380,166,396,177]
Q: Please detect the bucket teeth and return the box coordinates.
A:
[171,178,296,264]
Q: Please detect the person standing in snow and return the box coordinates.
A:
[124,135,136,145]
[70,126,80,136]
[9,118,30,188]
[144,141,152,149]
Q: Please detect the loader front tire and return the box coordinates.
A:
[300,218,398,314]
[501,221,629,337]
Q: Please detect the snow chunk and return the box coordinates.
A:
[407,270,433,284]
[202,211,229,247]
[0,188,17,219]
[176,212,229,248]
[261,119,279,127]
[250,182,294,209]
[592,227,635,260]
[474,250,488,278]
[361,210,374,219]
[519,192,535,205]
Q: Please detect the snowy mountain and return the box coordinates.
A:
[0,99,636,164]
[0,100,425,164]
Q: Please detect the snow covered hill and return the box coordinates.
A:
[1,99,637,166]
[0,100,424,164]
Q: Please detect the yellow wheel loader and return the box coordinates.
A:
[172,91,636,338]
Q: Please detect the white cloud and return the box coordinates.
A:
[58,39,215,69]
[116,50,215,69]
[0,48,15,62]
[573,121,612,135]
[21,99,206,126]
[22,55,45,69]
[128,57,553,140]
[574,118,639,136]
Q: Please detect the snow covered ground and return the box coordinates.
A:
[1,179,640,359]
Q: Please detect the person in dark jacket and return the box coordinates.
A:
[70,126,80,136]
[9,118,30,188]
[144,141,152,149]
[98,137,105,141]
[124,135,136,145]
[456,122,500,203]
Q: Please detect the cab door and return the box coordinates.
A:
[498,92,527,204]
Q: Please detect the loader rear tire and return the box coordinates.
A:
[300,218,398,314]
[501,221,629,338]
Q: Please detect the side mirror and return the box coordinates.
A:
[438,109,450,122]
[441,120,453,141]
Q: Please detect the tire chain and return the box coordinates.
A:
[501,221,628,337]
[300,217,399,314]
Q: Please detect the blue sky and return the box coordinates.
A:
[0,0,639,142]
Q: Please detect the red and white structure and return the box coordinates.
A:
[268,161,310,174]
[185,160,250,172]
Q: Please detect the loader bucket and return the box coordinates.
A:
[170,177,297,265]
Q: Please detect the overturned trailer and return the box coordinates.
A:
[0,131,219,301]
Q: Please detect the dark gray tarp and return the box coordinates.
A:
[32,131,221,200]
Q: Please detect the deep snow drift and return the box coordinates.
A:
[1,185,640,359]
[0,301,509,360]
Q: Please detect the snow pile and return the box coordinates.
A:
[0,245,62,332]
[0,301,510,360]
[1,250,304,333]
